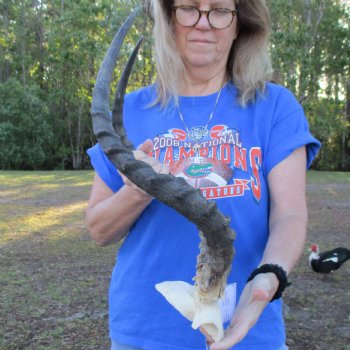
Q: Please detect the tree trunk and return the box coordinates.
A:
[2,2,10,82]
[18,3,27,85]
[20,39,26,85]
[35,0,46,88]
[342,79,350,170]
[73,95,85,170]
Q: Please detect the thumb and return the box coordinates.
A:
[137,139,153,154]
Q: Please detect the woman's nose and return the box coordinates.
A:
[195,10,211,29]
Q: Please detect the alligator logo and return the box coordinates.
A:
[185,163,213,178]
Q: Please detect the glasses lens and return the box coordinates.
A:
[209,9,234,29]
[175,6,200,26]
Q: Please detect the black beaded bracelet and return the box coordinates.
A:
[246,264,291,301]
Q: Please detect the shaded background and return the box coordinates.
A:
[0,0,349,171]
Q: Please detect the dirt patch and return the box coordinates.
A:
[0,171,349,349]
[284,181,350,350]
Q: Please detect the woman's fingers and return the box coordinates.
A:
[199,326,215,347]
[132,139,170,175]
[210,321,248,350]
[121,139,169,195]
[153,162,170,175]
[133,139,153,162]
[137,138,153,153]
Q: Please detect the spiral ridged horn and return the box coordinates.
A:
[91,7,235,302]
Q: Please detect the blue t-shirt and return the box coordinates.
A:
[87,82,320,350]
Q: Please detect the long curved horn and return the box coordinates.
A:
[111,36,143,150]
[91,8,235,304]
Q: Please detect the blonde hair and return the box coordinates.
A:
[151,0,272,106]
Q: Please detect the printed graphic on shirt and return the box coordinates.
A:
[152,124,262,202]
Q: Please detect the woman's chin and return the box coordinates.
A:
[183,55,219,69]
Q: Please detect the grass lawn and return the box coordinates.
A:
[0,170,349,349]
[0,171,115,350]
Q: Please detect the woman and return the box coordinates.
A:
[86,0,321,349]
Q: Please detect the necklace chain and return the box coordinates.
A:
[175,84,224,144]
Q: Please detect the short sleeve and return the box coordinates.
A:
[87,144,124,192]
[264,95,321,175]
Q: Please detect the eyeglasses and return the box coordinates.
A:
[172,5,238,30]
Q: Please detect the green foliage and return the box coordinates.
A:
[306,99,348,170]
[0,79,54,169]
[268,0,350,170]
[0,0,349,170]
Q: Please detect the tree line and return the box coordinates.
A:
[0,0,349,170]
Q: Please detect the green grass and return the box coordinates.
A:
[0,170,94,244]
[307,170,350,184]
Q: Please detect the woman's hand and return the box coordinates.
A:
[207,273,279,350]
[119,139,169,197]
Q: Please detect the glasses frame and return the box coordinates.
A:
[172,5,238,30]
